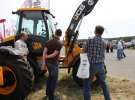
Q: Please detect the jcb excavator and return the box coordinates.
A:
[0,0,98,99]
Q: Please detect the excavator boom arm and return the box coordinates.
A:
[66,0,98,44]
[63,0,99,67]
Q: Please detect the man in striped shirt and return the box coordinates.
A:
[83,25,111,100]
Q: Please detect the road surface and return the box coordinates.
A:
[105,49,135,81]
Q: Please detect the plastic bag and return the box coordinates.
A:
[77,53,90,79]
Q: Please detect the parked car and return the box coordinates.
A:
[124,42,132,48]
[131,39,135,48]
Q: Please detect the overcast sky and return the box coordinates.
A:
[0,0,135,38]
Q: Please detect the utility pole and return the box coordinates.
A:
[3,22,5,38]
[48,0,50,10]
[0,19,6,38]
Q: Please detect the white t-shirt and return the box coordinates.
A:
[14,40,29,56]
[117,41,123,49]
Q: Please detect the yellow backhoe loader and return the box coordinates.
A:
[0,0,99,99]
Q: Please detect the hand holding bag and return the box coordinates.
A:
[77,53,90,79]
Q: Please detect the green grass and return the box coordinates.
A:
[27,71,135,100]
[27,72,103,100]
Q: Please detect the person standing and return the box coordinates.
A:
[42,29,62,100]
[14,32,29,60]
[14,31,34,84]
[83,25,111,100]
[106,42,110,53]
[110,41,113,53]
[121,40,126,58]
[117,40,123,60]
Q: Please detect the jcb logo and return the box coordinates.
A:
[73,4,85,20]
[32,42,42,50]
[73,0,94,21]
[88,0,94,6]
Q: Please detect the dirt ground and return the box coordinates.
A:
[27,49,135,100]
[105,49,135,80]
[27,72,135,100]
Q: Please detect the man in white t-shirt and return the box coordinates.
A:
[14,32,29,60]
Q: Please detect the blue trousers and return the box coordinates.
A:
[83,63,111,100]
[117,49,123,60]
[46,61,58,100]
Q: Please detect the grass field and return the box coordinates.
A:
[27,70,135,100]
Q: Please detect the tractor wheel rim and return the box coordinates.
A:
[0,66,17,95]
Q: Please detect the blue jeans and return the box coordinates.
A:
[117,49,123,60]
[83,63,111,100]
[46,61,58,100]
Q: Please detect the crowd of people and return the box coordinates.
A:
[11,24,133,100]
[105,39,127,60]
[14,25,112,100]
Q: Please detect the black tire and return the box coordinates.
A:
[72,57,83,87]
[0,56,33,100]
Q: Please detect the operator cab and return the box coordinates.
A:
[12,8,57,56]
[13,8,56,40]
